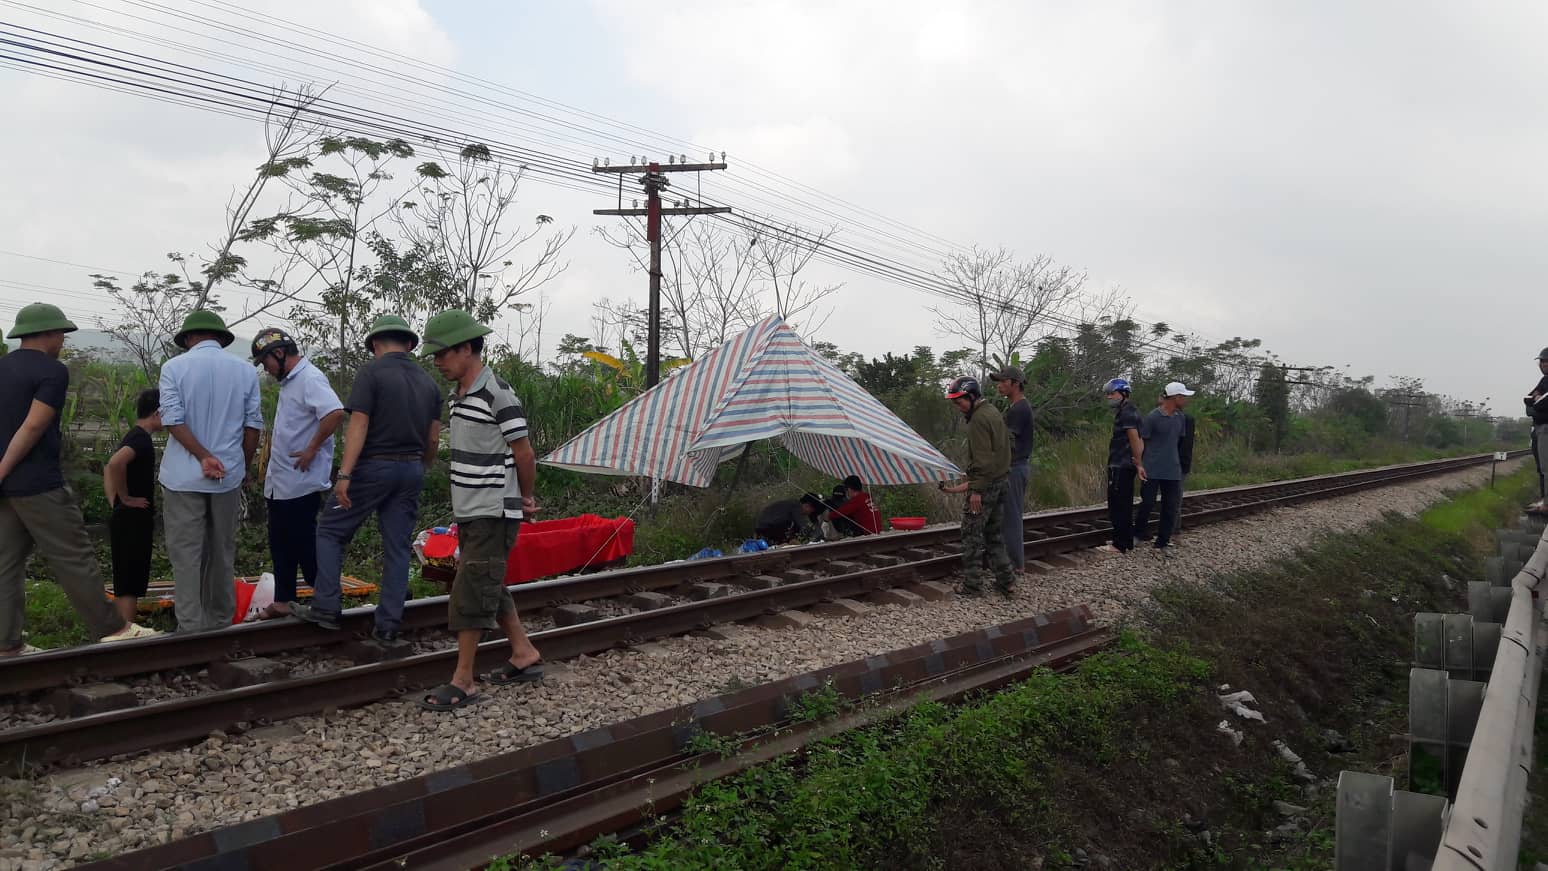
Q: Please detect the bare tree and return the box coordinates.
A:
[749,221,842,332]
[92,256,213,377]
[595,218,762,361]
[397,143,573,322]
[595,217,838,360]
[930,246,1087,375]
[93,87,324,372]
[195,86,327,319]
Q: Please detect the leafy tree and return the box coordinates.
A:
[1325,387,1389,436]
[1253,363,1291,451]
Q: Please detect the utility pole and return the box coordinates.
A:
[1387,399,1425,442]
[594,156,730,388]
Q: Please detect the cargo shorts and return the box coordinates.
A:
[449,518,518,632]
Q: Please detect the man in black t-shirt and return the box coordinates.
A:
[1096,377,1146,553]
[291,315,442,641]
[103,389,163,623]
[0,303,159,654]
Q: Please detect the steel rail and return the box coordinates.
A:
[0,452,1517,768]
[0,451,1512,697]
[70,607,1110,871]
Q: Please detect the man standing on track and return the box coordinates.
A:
[940,375,1017,596]
[0,303,160,654]
[288,315,442,640]
[158,310,262,632]
[1097,377,1145,554]
[1173,401,1197,539]
[252,328,343,610]
[990,366,1033,572]
[417,310,543,711]
[1134,382,1193,552]
[1526,347,1548,513]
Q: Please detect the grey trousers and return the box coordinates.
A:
[162,488,241,632]
[1536,425,1548,500]
[0,487,123,648]
[1002,462,1030,570]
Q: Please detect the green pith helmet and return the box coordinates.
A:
[419,309,491,356]
[363,314,419,352]
[10,302,79,339]
[174,310,235,349]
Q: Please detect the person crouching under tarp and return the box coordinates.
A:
[754,493,825,544]
[823,475,881,539]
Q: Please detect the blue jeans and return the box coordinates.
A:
[312,459,424,633]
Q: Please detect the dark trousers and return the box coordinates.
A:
[1135,478,1184,548]
[1106,466,1138,551]
[1002,462,1029,569]
[109,504,155,597]
[313,459,424,634]
[267,491,322,603]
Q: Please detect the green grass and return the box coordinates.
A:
[486,469,1530,870]
[1420,466,1533,535]
[509,634,1207,871]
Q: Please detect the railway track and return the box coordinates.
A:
[75,606,1113,871]
[0,451,1516,769]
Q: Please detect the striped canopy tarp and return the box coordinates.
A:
[543,316,962,487]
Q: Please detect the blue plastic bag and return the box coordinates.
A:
[689,547,724,561]
[739,539,770,553]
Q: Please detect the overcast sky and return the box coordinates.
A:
[0,1,1543,414]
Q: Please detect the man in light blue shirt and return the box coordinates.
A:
[252,328,343,610]
[158,311,263,632]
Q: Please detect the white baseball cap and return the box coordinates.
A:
[1164,381,1196,397]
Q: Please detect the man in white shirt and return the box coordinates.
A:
[251,328,343,609]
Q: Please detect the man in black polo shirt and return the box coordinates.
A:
[0,304,159,653]
[1097,377,1145,553]
[289,315,442,640]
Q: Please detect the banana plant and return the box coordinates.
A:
[582,339,689,396]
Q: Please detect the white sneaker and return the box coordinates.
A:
[100,623,162,643]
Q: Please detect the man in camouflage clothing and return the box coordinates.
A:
[940,375,1017,595]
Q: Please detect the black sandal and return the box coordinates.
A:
[416,683,485,711]
[482,661,545,685]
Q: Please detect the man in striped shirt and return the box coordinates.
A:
[417,310,543,711]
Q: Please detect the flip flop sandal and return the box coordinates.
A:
[481,661,545,685]
[0,644,41,657]
[416,683,485,712]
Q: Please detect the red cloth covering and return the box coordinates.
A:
[504,514,636,583]
[831,492,881,535]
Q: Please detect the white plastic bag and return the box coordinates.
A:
[244,573,275,622]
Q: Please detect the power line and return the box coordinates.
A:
[0,13,1318,381]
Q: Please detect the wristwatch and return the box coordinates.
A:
[337,473,352,481]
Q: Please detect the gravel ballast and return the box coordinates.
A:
[0,460,1520,869]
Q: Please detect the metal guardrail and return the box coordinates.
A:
[1434,522,1544,871]
[1337,515,1545,871]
